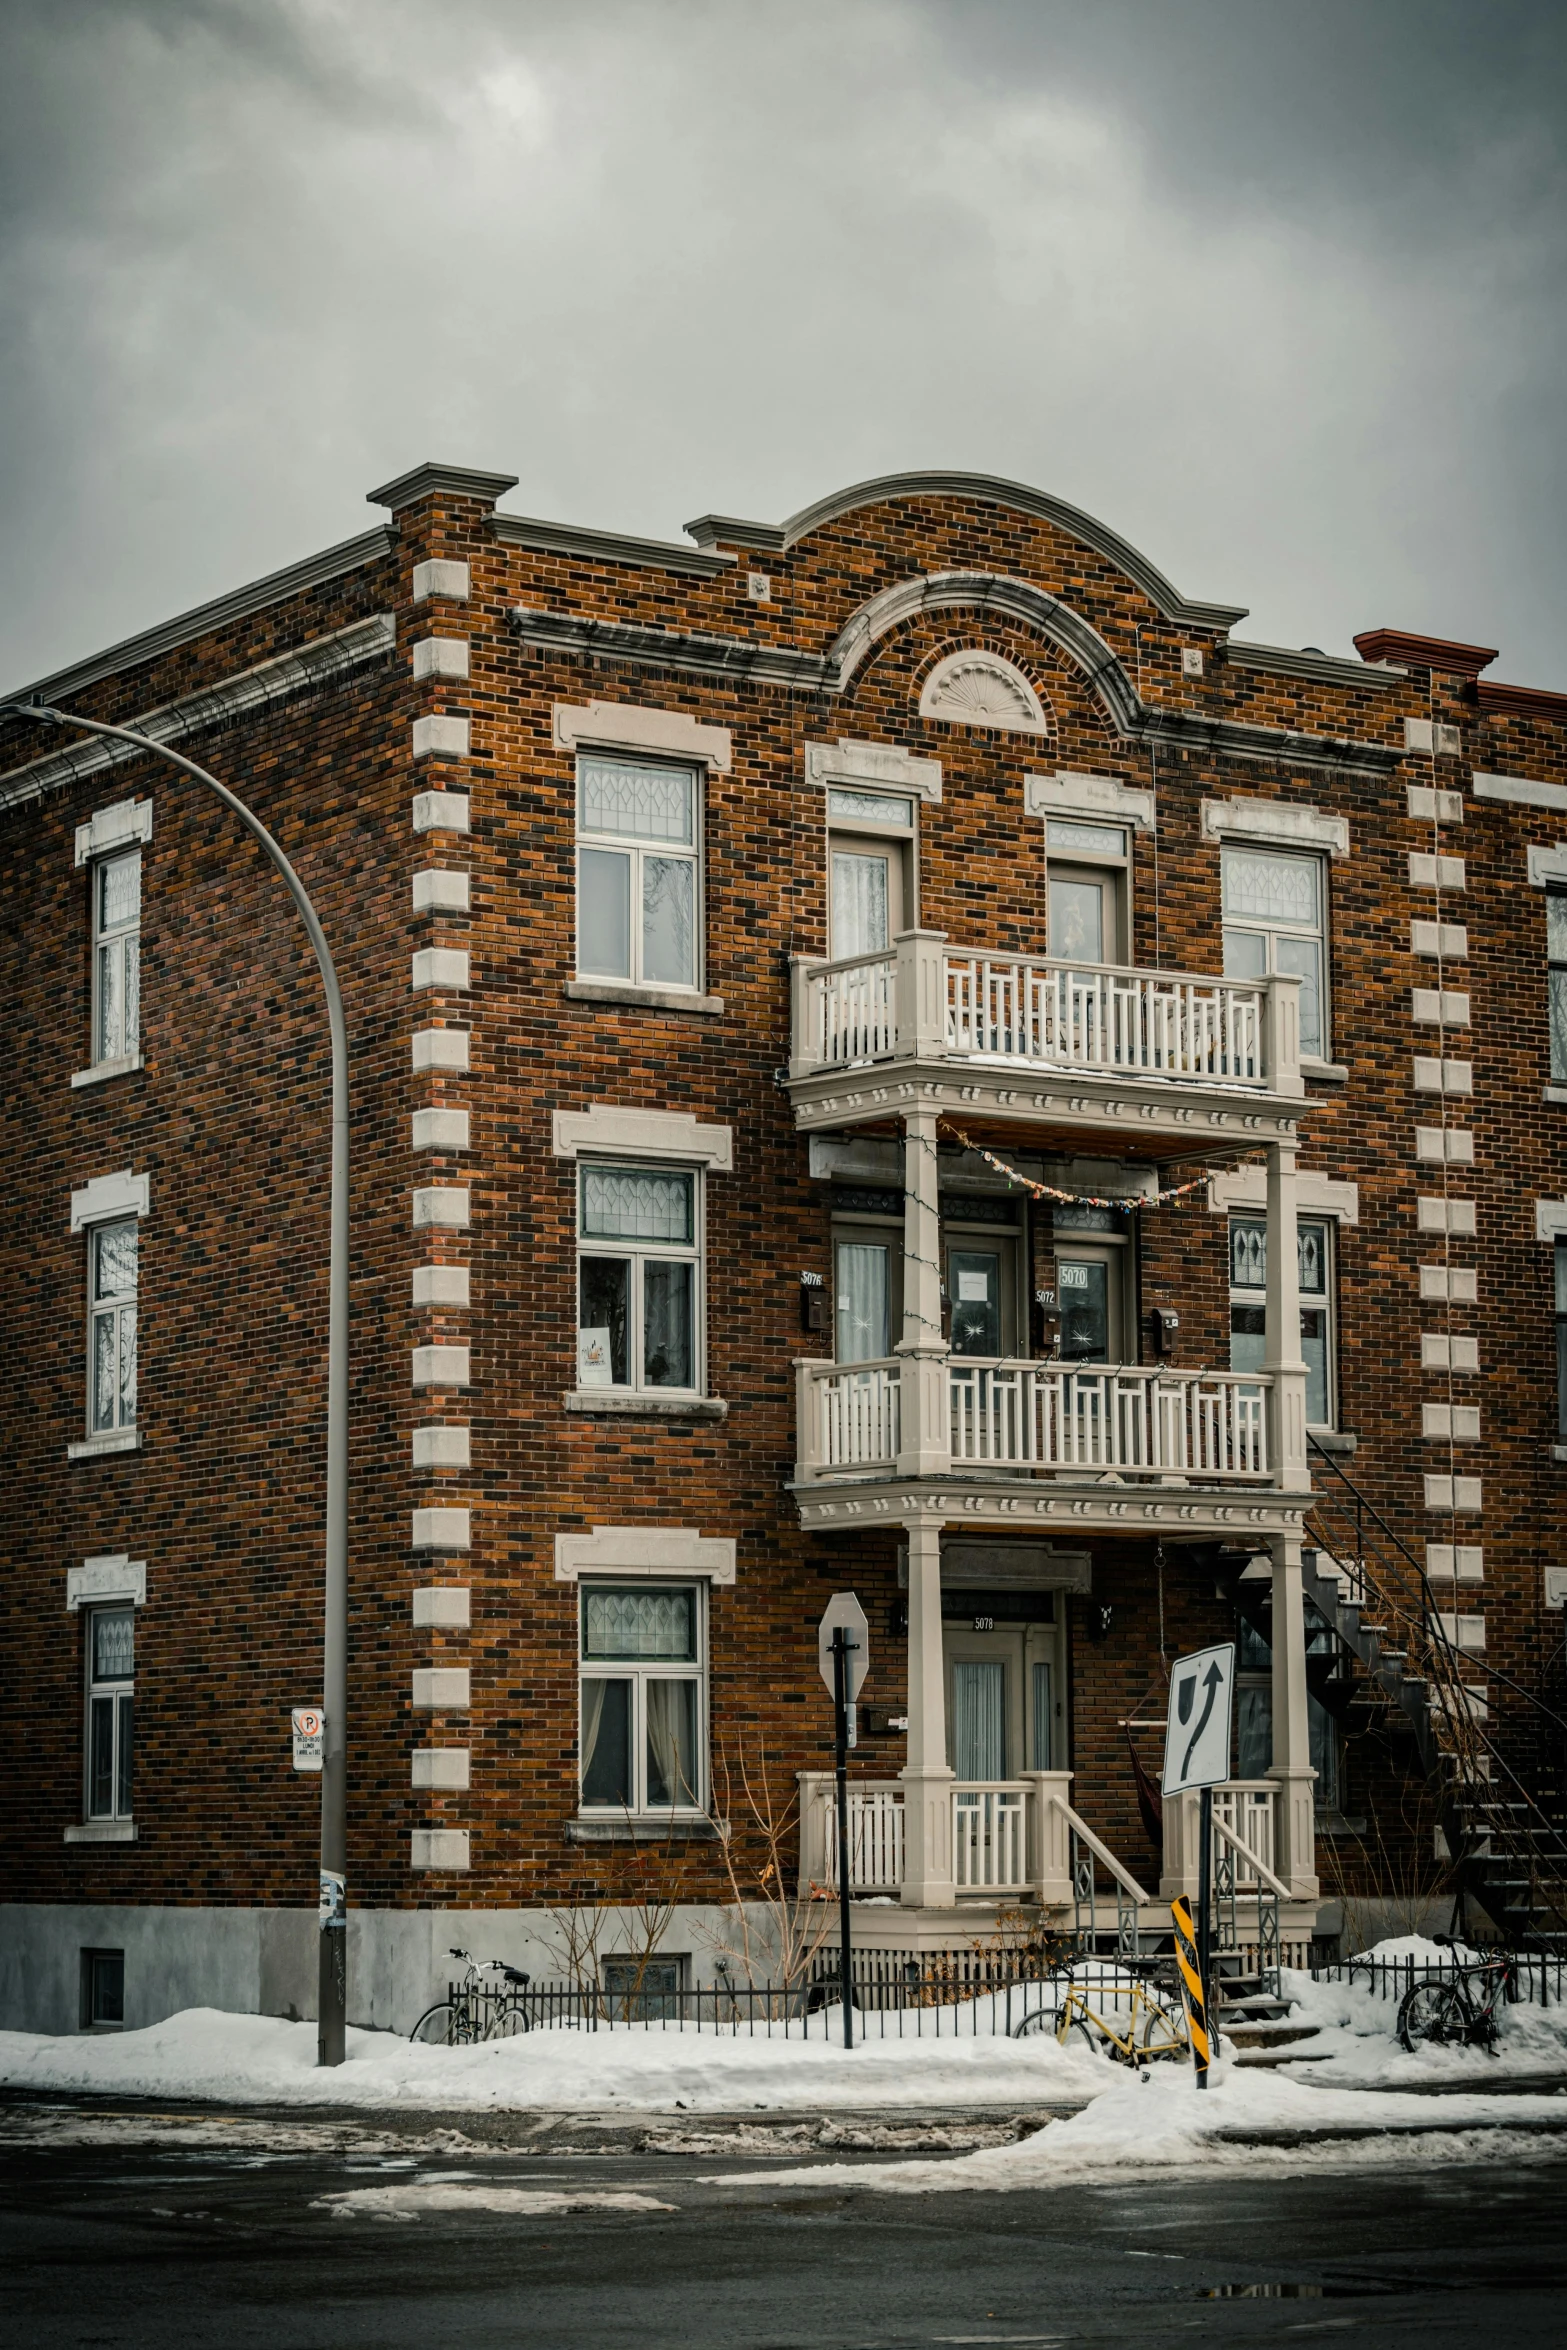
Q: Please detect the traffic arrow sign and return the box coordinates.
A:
[1161,1642,1235,1795]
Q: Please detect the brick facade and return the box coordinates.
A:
[2,466,1562,2030]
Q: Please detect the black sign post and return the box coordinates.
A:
[831,1624,855,2052]
[1196,1784,1214,2087]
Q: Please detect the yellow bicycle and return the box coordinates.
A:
[1012,1969,1189,2063]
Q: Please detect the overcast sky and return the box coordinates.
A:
[2,0,1564,690]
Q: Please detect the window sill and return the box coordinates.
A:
[1544,1088,1567,1106]
[67,1430,143,1462]
[71,1054,145,1090]
[567,1816,727,1844]
[1302,1060,1350,1084]
[565,978,725,1017]
[1309,1429,1358,1457]
[564,1389,729,1421]
[64,1821,137,1844]
[1553,1445,1567,1465]
[1315,1814,1367,1839]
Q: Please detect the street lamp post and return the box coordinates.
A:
[5,703,351,2066]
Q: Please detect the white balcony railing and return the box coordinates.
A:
[1163,1781,1282,1895]
[953,1784,1029,1891]
[795,1357,1270,1482]
[818,1784,906,1892]
[802,1780,1031,1896]
[791,937,1301,1094]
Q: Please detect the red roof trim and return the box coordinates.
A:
[1476,679,1567,721]
[1352,628,1499,678]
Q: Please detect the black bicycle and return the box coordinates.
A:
[1396,1939,1515,2054]
[410,1947,532,2044]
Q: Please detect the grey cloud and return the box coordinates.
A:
[1,0,1564,690]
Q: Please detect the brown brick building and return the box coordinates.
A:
[2,465,1564,2034]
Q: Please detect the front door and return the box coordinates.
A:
[944,1612,1067,1778]
[1048,864,1122,967]
[946,1238,1019,1358]
[1055,1244,1123,1361]
[830,833,906,959]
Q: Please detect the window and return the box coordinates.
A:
[91,849,141,1065]
[1046,819,1129,966]
[1556,1242,1567,1441]
[81,1949,126,2031]
[577,1164,700,1394]
[85,1607,134,1823]
[1222,846,1326,1059]
[579,1584,705,1814]
[1235,1612,1340,1813]
[576,755,700,991]
[1229,1216,1334,1427]
[1549,893,1567,1082]
[827,788,915,959]
[88,1219,138,1436]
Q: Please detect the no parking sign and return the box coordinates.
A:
[291,1707,325,1772]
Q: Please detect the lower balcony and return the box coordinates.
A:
[796,1357,1272,1482]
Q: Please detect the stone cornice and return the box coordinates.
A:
[791,1473,1309,1539]
[492,512,736,577]
[0,613,396,814]
[690,470,1250,630]
[367,462,519,511]
[1225,640,1405,690]
[509,605,836,690]
[1141,707,1401,778]
[4,528,395,709]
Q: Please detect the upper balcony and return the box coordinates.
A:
[786,931,1304,1149]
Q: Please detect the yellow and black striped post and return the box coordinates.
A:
[1171,1896,1210,2087]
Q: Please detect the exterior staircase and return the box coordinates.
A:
[1297,1439,1567,1952]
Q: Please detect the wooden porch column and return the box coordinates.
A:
[1263,1137,1310,1492]
[899,1517,955,1908]
[895,1101,950,1478]
[1268,1530,1320,1898]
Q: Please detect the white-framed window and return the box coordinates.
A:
[1221,845,1327,1059]
[88,1218,138,1436]
[85,1605,135,1823]
[1045,817,1130,966]
[576,1163,702,1395]
[1547,891,1567,1083]
[1229,1215,1335,1428]
[576,754,701,991]
[826,786,916,959]
[92,848,142,1064]
[579,1582,706,1815]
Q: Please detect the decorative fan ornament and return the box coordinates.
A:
[917,651,1049,733]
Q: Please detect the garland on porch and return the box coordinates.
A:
[938,1121,1242,1212]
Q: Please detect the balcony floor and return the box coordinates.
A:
[792,1467,1311,1541]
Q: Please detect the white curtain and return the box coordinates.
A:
[835,1242,889,1363]
[645,1678,698,1807]
[951,1661,1005,1781]
[831,850,889,957]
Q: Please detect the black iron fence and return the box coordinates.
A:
[1306,1951,1567,2007]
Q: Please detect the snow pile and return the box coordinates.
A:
[1276,1939,1567,2088]
[716,2056,1567,2197]
[315,2183,674,2222]
[0,2003,1100,2114]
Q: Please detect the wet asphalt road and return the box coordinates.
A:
[2,2098,1565,2348]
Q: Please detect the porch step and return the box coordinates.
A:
[1223,2021,1320,2052]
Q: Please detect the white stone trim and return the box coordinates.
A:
[412,559,470,603]
[412,1667,470,1709]
[805,739,943,805]
[412,1751,470,1790]
[1409,851,1465,889]
[412,868,470,914]
[412,1344,470,1387]
[1405,717,1462,757]
[412,791,471,835]
[1417,1197,1477,1235]
[1424,1475,1482,1512]
[1407,785,1464,824]
[1201,798,1350,859]
[1535,1200,1567,1243]
[1421,1333,1479,1371]
[413,715,469,762]
[412,1108,470,1152]
[412,1267,470,1309]
[1422,1403,1481,1440]
[411,947,470,991]
[413,1424,470,1467]
[412,637,470,682]
[1527,844,1567,889]
[66,1554,146,1612]
[1412,990,1470,1025]
[413,1587,470,1628]
[1436,1612,1486,1650]
[1411,919,1468,957]
[411,1827,471,1869]
[412,1186,470,1228]
[552,1103,733,1171]
[553,697,732,771]
[1025,769,1154,832]
[1206,1167,1359,1222]
[1416,1127,1473,1163]
[1427,1543,1484,1581]
[1420,1265,1478,1301]
[554,1526,737,1584]
[918,650,1049,734]
[1475,771,1567,813]
[74,797,153,869]
[413,1507,471,1550]
[70,1168,149,1232]
[412,1029,470,1073]
[1413,1058,1472,1094]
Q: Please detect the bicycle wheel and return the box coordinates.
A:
[486,1998,532,2039]
[410,2001,458,2046]
[1010,2006,1067,2039]
[1398,1979,1467,2052]
[1135,1997,1189,2060]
